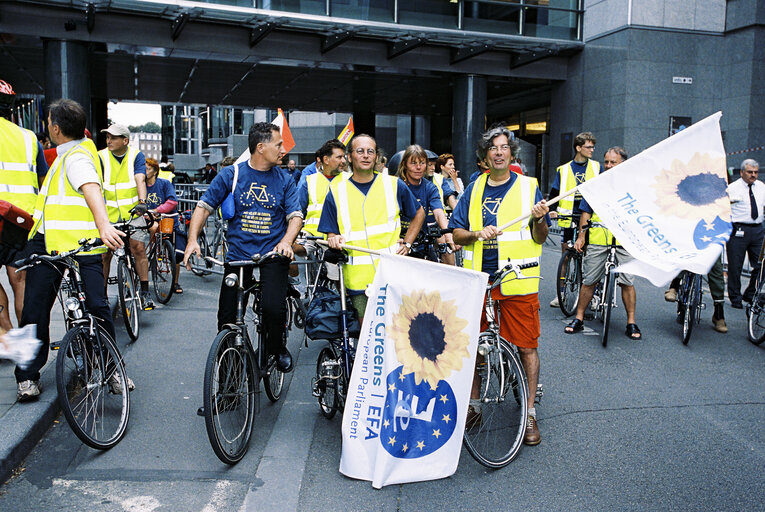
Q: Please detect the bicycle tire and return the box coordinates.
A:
[152,239,177,305]
[56,324,130,449]
[203,329,257,465]
[682,274,700,345]
[291,295,306,329]
[315,346,339,419]
[748,279,765,345]
[191,232,211,276]
[601,271,615,348]
[463,336,528,469]
[263,355,284,403]
[557,251,581,317]
[117,259,140,341]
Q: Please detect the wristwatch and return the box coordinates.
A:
[404,242,412,250]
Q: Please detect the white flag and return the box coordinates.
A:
[339,255,488,488]
[578,112,732,286]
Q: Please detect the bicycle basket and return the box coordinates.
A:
[159,217,174,234]
[305,286,360,340]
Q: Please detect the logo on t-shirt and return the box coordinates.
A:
[147,192,159,205]
[241,183,276,209]
[482,198,501,216]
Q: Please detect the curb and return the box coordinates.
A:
[0,296,120,485]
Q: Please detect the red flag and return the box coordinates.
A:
[338,116,354,146]
[272,108,296,154]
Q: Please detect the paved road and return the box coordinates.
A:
[1,247,764,511]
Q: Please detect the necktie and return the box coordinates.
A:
[750,184,758,221]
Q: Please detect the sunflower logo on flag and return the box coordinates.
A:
[390,290,470,389]
[651,153,730,222]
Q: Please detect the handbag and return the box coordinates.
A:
[305,286,361,341]
[220,163,239,220]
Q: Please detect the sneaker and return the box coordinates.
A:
[17,380,41,402]
[712,315,728,333]
[664,288,678,302]
[141,291,155,311]
[523,415,541,446]
[108,373,135,394]
[549,297,559,308]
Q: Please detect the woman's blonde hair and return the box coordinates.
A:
[395,144,428,184]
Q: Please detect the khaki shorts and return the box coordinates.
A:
[128,216,150,244]
[582,244,634,287]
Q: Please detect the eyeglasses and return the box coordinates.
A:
[354,148,376,156]
[582,145,595,150]
[488,145,511,153]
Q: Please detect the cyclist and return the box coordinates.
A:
[548,132,601,308]
[16,99,126,401]
[319,134,424,322]
[563,147,641,340]
[664,257,727,333]
[98,124,154,310]
[395,144,455,264]
[184,122,302,373]
[145,158,186,294]
[450,125,550,446]
[298,139,346,239]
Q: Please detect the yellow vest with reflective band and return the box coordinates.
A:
[30,139,106,255]
[556,159,600,228]
[431,173,445,207]
[158,170,175,182]
[330,173,401,292]
[99,147,140,222]
[588,210,619,246]
[303,172,335,237]
[0,118,39,214]
[463,173,542,296]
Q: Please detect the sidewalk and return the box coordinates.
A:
[0,269,118,484]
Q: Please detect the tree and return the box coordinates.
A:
[127,122,161,133]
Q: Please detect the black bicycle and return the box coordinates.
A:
[675,271,704,345]
[202,252,289,464]
[584,223,619,348]
[16,239,131,449]
[408,224,452,262]
[147,213,178,305]
[747,242,765,345]
[555,215,582,317]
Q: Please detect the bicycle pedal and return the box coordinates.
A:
[107,277,119,286]
[700,303,707,310]
[51,342,60,351]
[535,383,544,404]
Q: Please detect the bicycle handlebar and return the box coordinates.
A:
[14,238,104,272]
[217,251,291,268]
[489,261,541,289]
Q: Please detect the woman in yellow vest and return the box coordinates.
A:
[450,125,549,446]
[16,99,126,401]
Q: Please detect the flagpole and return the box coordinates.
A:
[492,186,580,234]
[316,239,382,256]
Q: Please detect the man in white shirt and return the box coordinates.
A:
[726,159,763,308]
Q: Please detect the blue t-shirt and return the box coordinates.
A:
[402,179,443,232]
[297,162,318,191]
[549,159,590,213]
[284,167,302,186]
[298,172,341,215]
[317,174,421,237]
[35,141,48,178]
[200,161,301,262]
[112,151,147,175]
[449,174,549,275]
[146,178,179,229]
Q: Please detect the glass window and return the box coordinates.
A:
[523,4,578,40]
[259,0,326,15]
[330,0,394,23]
[398,0,458,29]
[462,0,522,35]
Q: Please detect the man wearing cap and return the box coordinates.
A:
[99,123,154,310]
[0,79,48,335]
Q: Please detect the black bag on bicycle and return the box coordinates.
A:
[304,286,360,341]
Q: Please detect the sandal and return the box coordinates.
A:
[625,323,642,340]
[564,318,584,334]
[174,284,183,294]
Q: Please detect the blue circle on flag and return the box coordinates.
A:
[380,365,457,459]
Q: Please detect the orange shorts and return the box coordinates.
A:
[480,290,540,349]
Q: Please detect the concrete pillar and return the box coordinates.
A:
[43,40,92,127]
[451,74,486,183]
[412,115,431,150]
[352,75,375,138]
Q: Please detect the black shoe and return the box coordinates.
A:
[276,349,293,373]
[197,406,205,416]
[731,301,743,310]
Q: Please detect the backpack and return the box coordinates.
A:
[304,286,360,341]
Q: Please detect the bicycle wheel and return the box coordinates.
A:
[748,280,765,345]
[557,251,581,317]
[152,239,177,305]
[601,271,615,347]
[289,292,306,329]
[191,232,211,276]
[463,337,528,469]
[203,329,257,465]
[682,274,700,345]
[117,259,140,341]
[315,346,339,419]
[56,325,130,449]
[263,355,284,403]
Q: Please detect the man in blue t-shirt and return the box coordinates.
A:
[184,123,303,374]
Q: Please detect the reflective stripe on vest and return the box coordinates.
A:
[31,139,105,255]
[0,118,39,214]
[588,211,619,246]
[332,174,400,292]
[304,172,334,236]
[556,159,600,228]
[432,173,445,207]
[462,173,542,295]
[100,147,140,222]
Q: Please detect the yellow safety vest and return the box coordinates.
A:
[330,174,401,292]
[463,173,542,296]
[588,210,619,246]
[30,139,106,255]
[158,170,175,182]
[0,118,39,214]
[555,159,600,228]
[432,173,445,207]
[99,147,140,222]
[303,172,337,237]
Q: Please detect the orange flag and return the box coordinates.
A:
[338,116,354,146]
[272,108,296,154]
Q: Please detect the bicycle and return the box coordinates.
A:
[146,213,178,305]
[462,260,535,468]
[675,271,704,345]
[15,239,131,450]
[408,224,452,263]
[582,222,619,348]
[747,242,765,345]
[555,214,582,317]
[181,208,214,277]
[202,252,289,464]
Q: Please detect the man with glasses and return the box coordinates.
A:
[320,134,424,322]
[724,159,763,309]
[450,125,550,446]
[548,132,601,307]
